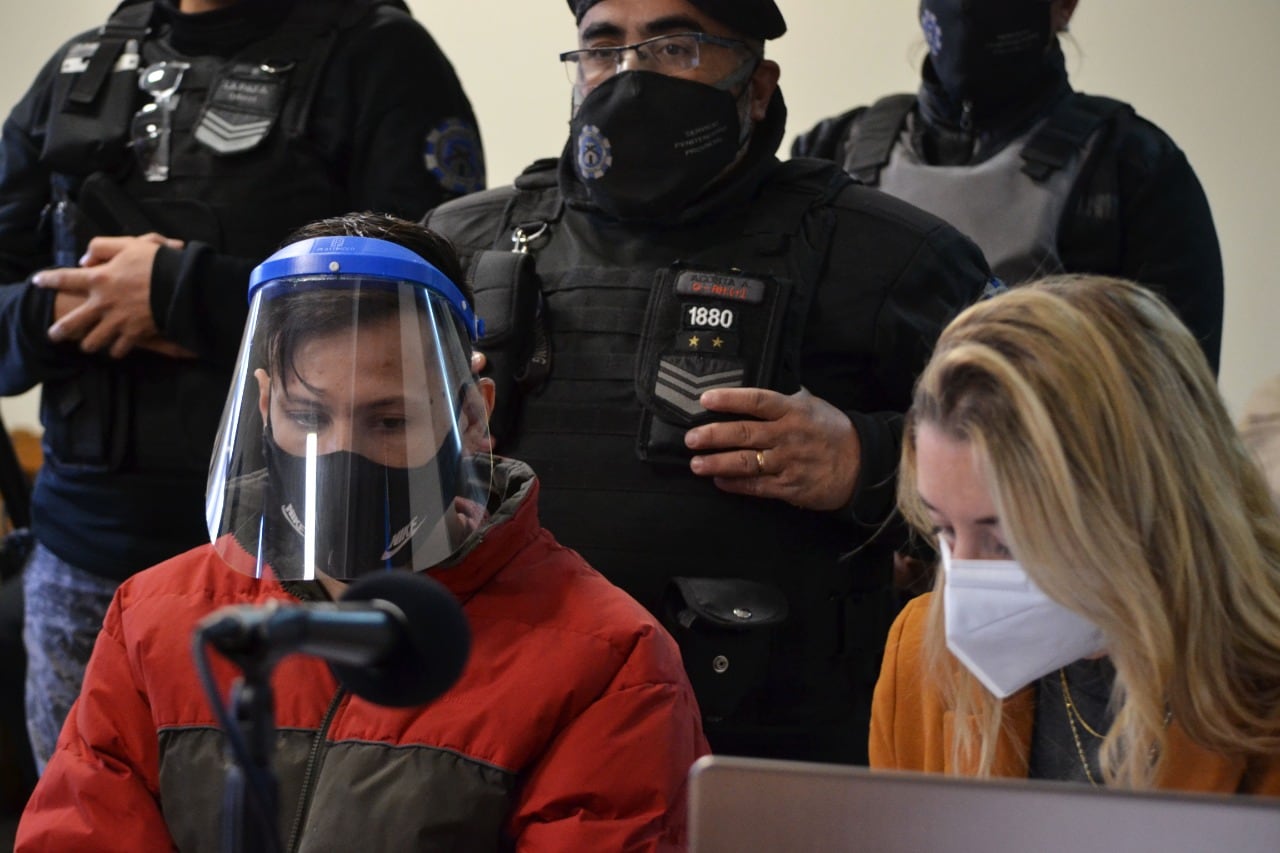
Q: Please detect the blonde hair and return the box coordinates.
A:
[899,276,1280,787]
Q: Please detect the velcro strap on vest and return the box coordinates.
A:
[68,1,152,107]
[519,404,637,436]
[551,305,647,335]
[845,94,916,185]
[1021,94,1129,182]
[547,353,635,381]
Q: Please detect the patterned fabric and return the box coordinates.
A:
[21,543,118,771]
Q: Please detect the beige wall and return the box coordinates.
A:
[2,0,1277,433]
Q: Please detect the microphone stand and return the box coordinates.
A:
[216,655,283,853]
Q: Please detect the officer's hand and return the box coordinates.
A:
[34,233,192,359]
[684,386,861,511]
[78,232,184,266]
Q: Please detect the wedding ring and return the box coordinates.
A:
[755,449,766,475]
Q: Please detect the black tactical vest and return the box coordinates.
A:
[469,160,894,759]
[841,92,1132,282]
[34,0,397,479]
[40,0,398,264]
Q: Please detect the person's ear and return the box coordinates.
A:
[460,377,496,453]
[254,368,271,423]
[748,59,780,123]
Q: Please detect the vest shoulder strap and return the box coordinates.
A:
[501,158,564,250]
[244,0,406,138]
[745,158,852,240]
[1020,93,1132,182]
[844,93,916,185]
[1053,95,1135,273]
[69,0,153,108]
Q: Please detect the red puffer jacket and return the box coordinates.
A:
[18,459,709,852]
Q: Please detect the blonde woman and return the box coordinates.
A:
[874,275,1280,793]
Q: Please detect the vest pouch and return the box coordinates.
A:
[662,576,789,722]
[468,250,541,443]
[38,366,129,472]
[78,171,157,236]
[635,265,790,465]
[42,39,141,176]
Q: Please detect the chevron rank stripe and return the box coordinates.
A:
[654,359,744,416]
[195,111,273,154]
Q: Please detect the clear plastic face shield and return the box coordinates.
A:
[206,237,490,581]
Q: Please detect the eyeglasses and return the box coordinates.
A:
[130,61,190,182]
[560,32,755,88]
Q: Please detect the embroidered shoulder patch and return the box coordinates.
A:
[425,117,485,195]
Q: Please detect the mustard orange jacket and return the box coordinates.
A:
[871,594,1280,795]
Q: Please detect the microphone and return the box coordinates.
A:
[198,571,471,707]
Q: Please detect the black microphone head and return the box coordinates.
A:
[330,571,471,707]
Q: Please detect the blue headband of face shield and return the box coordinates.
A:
[248,236,485,341]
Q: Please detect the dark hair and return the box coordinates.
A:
[284,211,472,305]
[264,213,473,387]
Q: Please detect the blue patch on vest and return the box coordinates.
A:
[424,117,485,195]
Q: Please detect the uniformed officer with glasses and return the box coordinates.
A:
[426,0,997,766]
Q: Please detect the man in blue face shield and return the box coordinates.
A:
[0,0,486,782]
[17,213,708,851]
[425,0,998,765]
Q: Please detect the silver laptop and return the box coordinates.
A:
[688,755,1280,853]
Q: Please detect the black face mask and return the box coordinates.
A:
[261,428,461,579]
[920,0,1054,116]
[568,70,748,222]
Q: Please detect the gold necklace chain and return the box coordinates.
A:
[1059,667,1101,786]
[1059,667,1106,738]
[1057,667,1176,788]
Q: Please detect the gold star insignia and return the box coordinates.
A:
[688,335,700,347]
[712,336,724,348]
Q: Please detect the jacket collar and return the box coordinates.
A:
[153,0,295,57]
[914,42,1071,165]
[424,456,545,602]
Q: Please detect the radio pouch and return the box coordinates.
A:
[662,576,789,722]
[41,4,152,174]
[468,249,542,443]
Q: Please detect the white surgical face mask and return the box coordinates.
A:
[941,540,1106,699]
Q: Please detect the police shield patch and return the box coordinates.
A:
[575,124,612,181]
[425,118,485,195]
